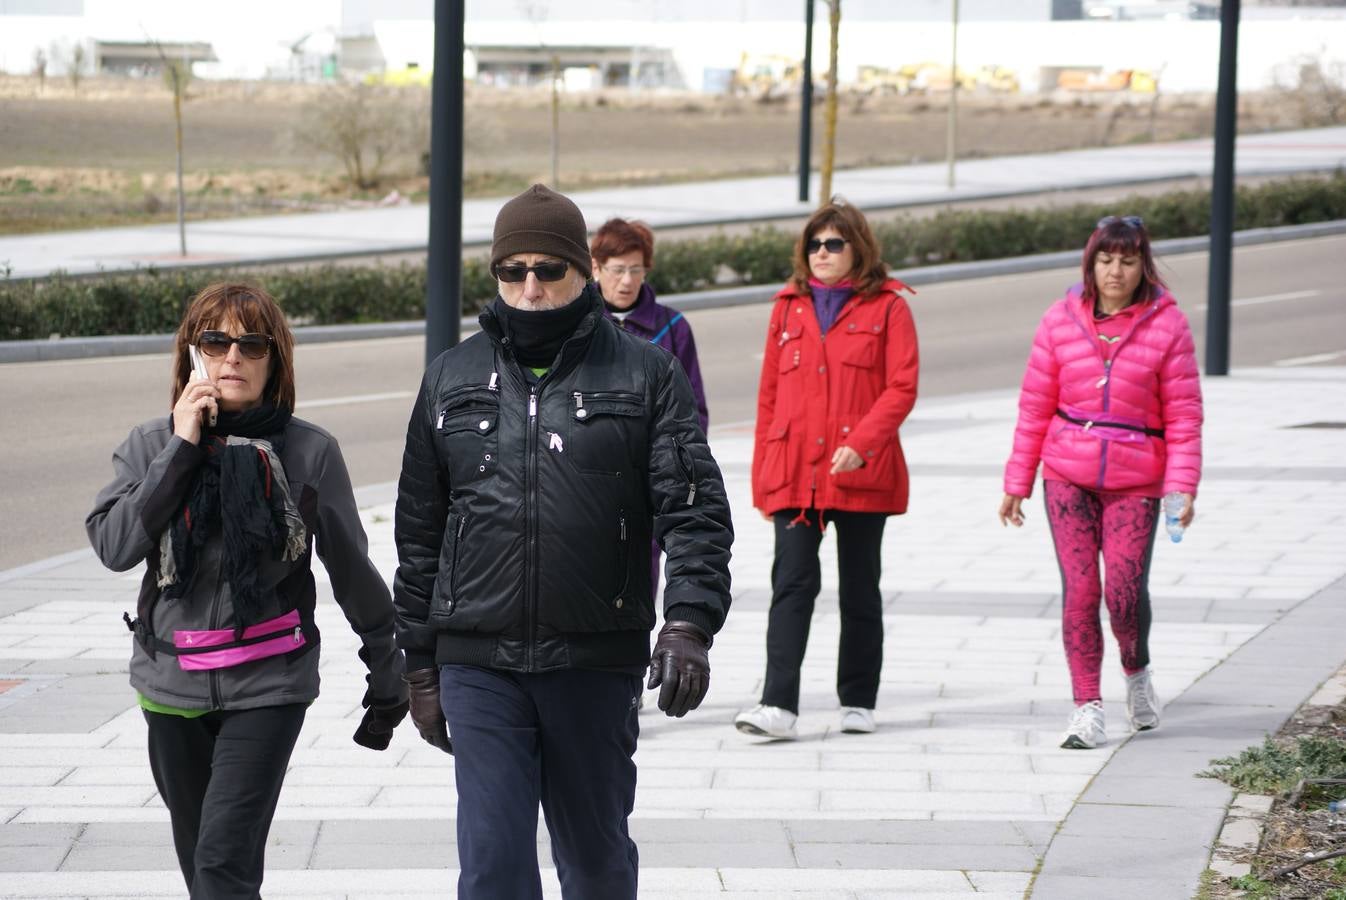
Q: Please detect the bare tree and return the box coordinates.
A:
[291,83,427,190]
[69,42,87,88]
[818,0,841,205]
[32,48,47,92]
[147,32,192,256]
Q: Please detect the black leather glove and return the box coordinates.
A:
[402,668,453,754]
[646,621,712,718]
[352,693,409,751]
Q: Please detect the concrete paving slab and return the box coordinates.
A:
[1029,873,1198,900]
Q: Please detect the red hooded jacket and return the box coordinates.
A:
[752,278,920,515]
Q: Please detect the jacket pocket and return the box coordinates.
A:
[567,390,644,476]
[831,431,897,493]
[755,418,792,494]
[436,387,499,484]
[840,325,882,368]
[429,512,466,625]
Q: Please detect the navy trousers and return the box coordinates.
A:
[439,665,641,900]
[144,703,307,900]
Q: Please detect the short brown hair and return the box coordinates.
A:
[590,218,655,268]
[170,282,296,412]
[789,199,889,298]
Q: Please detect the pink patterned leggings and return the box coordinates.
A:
[1043,480,1160,705]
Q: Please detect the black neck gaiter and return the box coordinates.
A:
[491,292,592,368]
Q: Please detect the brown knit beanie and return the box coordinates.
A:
[491,184,592,279]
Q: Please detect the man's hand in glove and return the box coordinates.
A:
[402,668,453,753]
[646,620,712,717]
[352,693,409,751]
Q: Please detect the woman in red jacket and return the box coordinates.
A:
[999,216,1203,750]
[735,201,919,740]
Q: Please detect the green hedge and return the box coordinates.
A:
[3,170,1343,341]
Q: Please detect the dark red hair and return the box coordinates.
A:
[1081,217,1166,305]
[590,218,654,268]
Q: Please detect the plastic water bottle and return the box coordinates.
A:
[1330,800,1346,814]
[1163,492,1187,543]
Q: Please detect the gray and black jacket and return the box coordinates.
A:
[86,417,406,711]
[393,288,734,673]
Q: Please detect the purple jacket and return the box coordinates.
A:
[603,283,709,432]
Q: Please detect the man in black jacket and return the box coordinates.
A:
[392,184,733,900]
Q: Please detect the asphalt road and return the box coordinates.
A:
[3,233,1343,570]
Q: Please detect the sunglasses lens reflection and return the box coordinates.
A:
[496,262,569,283]
[198,332,270,359]
[806,238,846,254]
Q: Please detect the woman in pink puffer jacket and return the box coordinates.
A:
[999,215,1203,750]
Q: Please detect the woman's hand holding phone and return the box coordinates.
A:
[174,345,220,444]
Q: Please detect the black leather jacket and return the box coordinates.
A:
[393,288,733,673]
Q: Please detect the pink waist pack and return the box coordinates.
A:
[173,609,306,671]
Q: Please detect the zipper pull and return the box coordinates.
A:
[292,626,303,644]
[488,372,499,391]
[574,391,587,419]
[686,482,697,506]
[529,392,538,418]
[436,411,445,429]
[619,515,627,541]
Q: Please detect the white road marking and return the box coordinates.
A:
[1273,349,1346,367]
[295,391,415,410]
[1195,289,1320,311]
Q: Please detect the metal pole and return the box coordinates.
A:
[551,53,561,188]
[426,0,464,364]
[798,0,814,203]
[946,0,959,190]
[1205,0,1239,377]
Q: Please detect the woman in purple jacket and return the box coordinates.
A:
[591,217,710,596]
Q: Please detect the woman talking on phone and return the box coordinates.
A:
[86,282,408,899]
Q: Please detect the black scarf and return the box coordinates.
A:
[161,402,296,626]
[490,292,593,368]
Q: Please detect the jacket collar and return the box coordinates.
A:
[478,284,607,362]
[1066,282,1175,320]
[605,282,661,330]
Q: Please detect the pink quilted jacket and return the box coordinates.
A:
[1003,285,1203,499]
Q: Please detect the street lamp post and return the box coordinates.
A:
[1205,0,1240,377]
[798,0,815,203]
[426,0,465,365]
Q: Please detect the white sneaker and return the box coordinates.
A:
[1061,701,1106,749]
[839,706,876,734]
[734,704,798,739]
[1126,669,1160,731]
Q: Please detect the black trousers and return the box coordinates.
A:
[144,703,307,900]
[761,508,888,715]
[439,665,641,900]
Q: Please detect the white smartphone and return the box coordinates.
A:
[187,344,217,427]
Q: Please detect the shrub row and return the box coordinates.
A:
[3,170,1343,341]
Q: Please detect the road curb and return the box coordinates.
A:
[3,219,1343,364]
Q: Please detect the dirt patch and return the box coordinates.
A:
[0,73,1334,235]
[1202,668,1346,900]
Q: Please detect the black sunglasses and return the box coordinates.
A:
[1097,215,1144,230]
[806,237,848,254]
[198,330,274,360]
[493,260,570,283]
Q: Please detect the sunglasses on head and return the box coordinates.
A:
[493,260,570,283]
[1097,215,1144,230]
[806,237,848,254]
[198,330,273,359]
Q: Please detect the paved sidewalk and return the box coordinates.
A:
[2,127,1344,279]
[1,368,1344,898]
